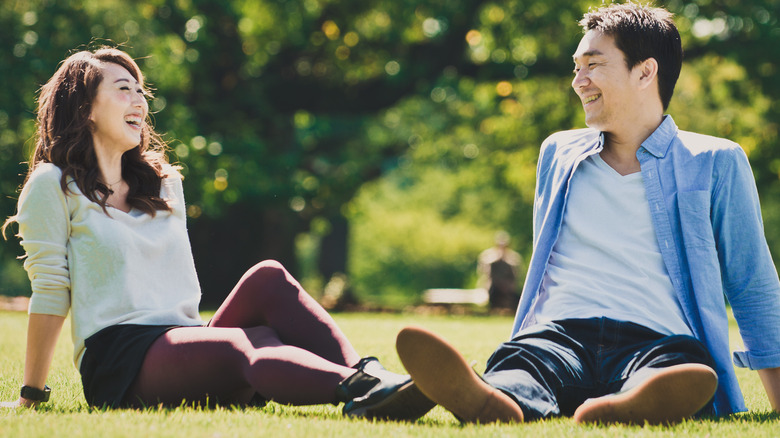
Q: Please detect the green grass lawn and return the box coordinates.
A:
[1,309,778,437]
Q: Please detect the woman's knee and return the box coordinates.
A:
[244,260,291,284]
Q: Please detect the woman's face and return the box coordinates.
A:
[89,62,148,155]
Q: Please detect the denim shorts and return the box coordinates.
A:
[482,317,715,420]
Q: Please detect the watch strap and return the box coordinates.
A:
[20,385,51,402]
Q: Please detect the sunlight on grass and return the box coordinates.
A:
[1,309,778,437]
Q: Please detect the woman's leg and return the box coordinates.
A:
[209,260,360,367]
[125,325,356,406]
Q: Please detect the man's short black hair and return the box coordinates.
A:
[580,2,682,111]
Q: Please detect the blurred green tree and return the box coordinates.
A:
[1,0,778,308]
[345,0,780,305]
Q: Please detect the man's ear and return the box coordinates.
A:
[636,57,659,90]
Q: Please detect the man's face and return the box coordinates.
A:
[571,30,637,132]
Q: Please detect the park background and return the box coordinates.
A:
[1,0,779,310]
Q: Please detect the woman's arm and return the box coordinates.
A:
[17,313,65,407]
[758,367,780,413]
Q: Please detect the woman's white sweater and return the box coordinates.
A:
[15,163,203,368]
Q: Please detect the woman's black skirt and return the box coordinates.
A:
[79,324,179,408]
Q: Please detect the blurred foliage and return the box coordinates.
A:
[1,0,779,307]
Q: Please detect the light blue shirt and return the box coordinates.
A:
[511,115,780,415]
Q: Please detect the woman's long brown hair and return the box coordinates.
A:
[28,47,173,216]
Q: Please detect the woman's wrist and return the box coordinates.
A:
[20,385,51,404]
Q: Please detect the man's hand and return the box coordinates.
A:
[758,367,780,413]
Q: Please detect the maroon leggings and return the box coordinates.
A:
[125,260,361,406]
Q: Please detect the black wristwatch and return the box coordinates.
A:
[20,385,51,402]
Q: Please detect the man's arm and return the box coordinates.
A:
[758,367,780,412]
[708,145,780,412]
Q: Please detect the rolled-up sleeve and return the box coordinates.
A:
[15,164,71,316]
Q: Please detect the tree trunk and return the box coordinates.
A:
[189,203,300,309]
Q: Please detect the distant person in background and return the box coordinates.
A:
[0,47,434,420]
[478,231,523,311]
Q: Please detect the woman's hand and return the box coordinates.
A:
[1,397,39,408]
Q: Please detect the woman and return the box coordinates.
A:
[1,47,433,419]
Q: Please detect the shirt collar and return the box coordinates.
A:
[640,115,678,158]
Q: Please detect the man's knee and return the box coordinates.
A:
[645,335,715,369]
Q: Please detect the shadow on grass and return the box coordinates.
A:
[709,410,780,423]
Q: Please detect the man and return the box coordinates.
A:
[395,2,780,424]
[477,231,523,311]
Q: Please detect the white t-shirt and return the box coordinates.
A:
[532,154,691,336]
[16,163,204,368]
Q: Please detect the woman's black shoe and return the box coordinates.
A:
[336,357,435,421]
